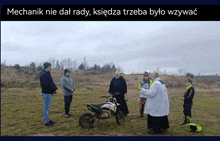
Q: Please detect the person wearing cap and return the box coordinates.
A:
[179,78,195,125]
[137,72,153,118]
[60,69,75,118]
[108,69,129,116]
[140,72,169,134]
[39,62,58,126]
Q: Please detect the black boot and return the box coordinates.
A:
[186,116,192,124]
[137,111,143,118]
[137,106,144,118]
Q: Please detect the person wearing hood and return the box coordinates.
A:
[39,62,58,126]
[140,72,169,134]
[137,72,153,118]
[108,70,129,116]
[60,69,75,118]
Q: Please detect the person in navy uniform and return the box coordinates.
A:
[179,78,195,125]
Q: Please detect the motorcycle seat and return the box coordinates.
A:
[91,103,105,108]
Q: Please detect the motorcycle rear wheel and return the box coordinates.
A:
[79,113,95,128]
[116,110,125,125]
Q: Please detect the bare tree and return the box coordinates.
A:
[56,59,60,70]
[2,59,6,66]
[67,58,71,69]
[163,69,167,75]
[117,66,124,73]
[84,57,88,70]
[70,60,77,71]
[52,58,56,69]
[178,68,184,76]
[48,58,53,65]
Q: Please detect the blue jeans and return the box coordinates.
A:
[42,93,53,123]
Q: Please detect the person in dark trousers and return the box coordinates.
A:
[108,70,129,116]
[179,78,195,125]
[140,72,170,134]
[39,62,58,126]
[60,69,75,118]
[137,72,153,118]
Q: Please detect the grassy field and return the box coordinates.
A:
[1,86,220,136]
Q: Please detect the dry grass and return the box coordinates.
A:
[1,87,220,136]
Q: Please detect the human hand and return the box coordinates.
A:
[71,88,74,92]
[54,89,58,94]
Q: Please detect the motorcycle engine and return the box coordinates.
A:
[100,110,111,119]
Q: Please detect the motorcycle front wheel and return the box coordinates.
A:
[79,113,95,128]
[116,110,125,125]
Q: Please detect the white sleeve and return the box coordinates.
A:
[140,82,158,98]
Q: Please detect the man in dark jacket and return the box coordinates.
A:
[39,62,58,126]
[108,70,129,115]
[179,78,195,125]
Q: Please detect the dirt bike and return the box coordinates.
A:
[79,92,125,128]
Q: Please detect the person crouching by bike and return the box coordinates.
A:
[137,72,153,118]
[60,69,75,118]
[108,70,129,116]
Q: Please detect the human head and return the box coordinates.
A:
[185,78,192,86]
[143,71,150,80]
[115,69,120,79]
[43,62,52,71]
[151,72,159,80]
[64,69,70,76]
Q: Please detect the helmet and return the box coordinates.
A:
[186,123,202,132]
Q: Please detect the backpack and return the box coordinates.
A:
[186,123,202,132]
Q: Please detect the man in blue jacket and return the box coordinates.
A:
[39,62,58,126]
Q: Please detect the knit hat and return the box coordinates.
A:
[64,69,70,75]
[43,62,51,69]
[144,71,149,77]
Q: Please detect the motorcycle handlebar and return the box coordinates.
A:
[100,92,120,98]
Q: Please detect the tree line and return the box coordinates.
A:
[1,58,123,73]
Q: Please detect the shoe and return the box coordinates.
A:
[137,115,143,118]
[45,122,54,126]
[68,113,72,116]
[49,120,56,125]
[65,114,70,118]
[179,115,187,125]
[179,121,187,125]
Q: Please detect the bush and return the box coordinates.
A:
[14,64,21,70]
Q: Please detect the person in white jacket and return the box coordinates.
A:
[140,72,169,134]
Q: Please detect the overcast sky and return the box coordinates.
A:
[1,21,220,75]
